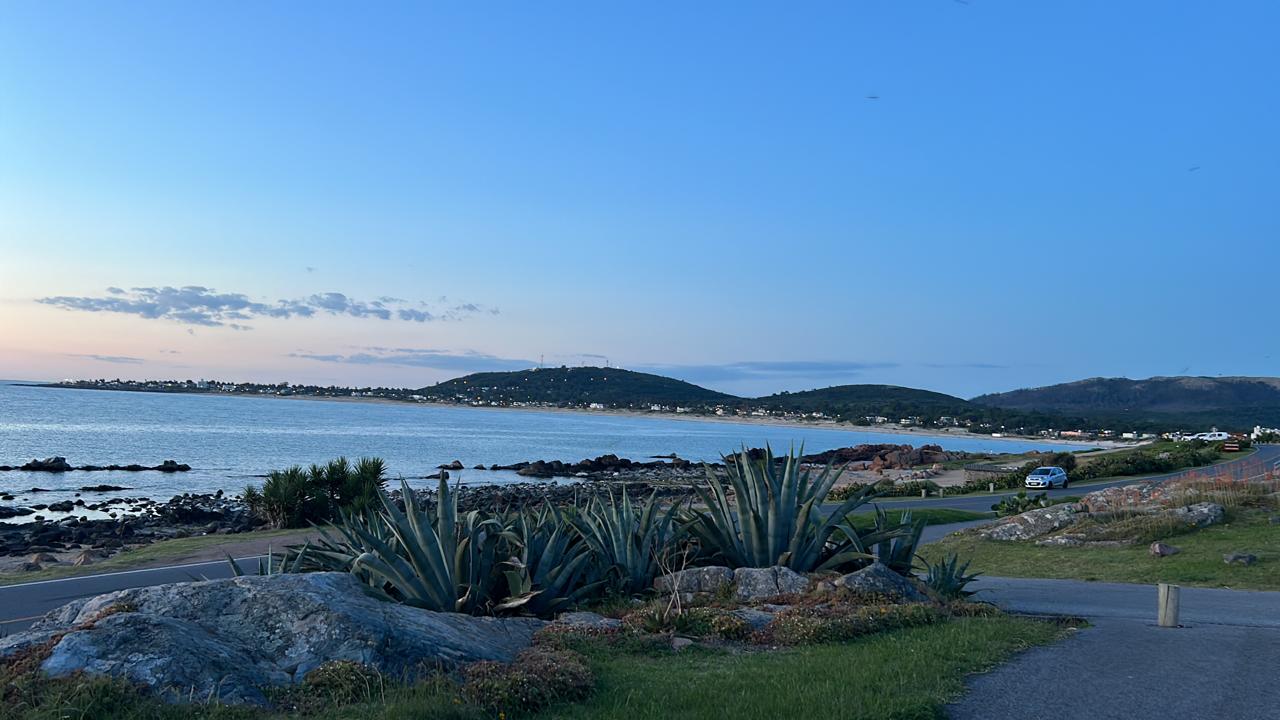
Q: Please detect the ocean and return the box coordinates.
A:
[0,382,1084,516]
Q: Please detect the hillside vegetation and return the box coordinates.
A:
[418,366,736,408]
[973,376,1280,429]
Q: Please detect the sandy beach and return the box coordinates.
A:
[252,392,1127,449]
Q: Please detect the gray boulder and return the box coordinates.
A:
[733,566,809,602]
[0,573,543,706]
[655,566,734,596]
[1149,542,1181,557]
[979,503,1083,542]
[1224,552,1258,566]
[555,611,622,631]
[832,561,929,602]
[730,607,776,631]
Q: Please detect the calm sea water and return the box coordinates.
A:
[0,383,1083,513]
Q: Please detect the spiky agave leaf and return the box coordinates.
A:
[576,487,678,595]
[683,446,907,573]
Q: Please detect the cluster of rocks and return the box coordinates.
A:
[799,444,972,471]
[0,457,191,473]
[493,453,699,479]
[0,491,261,564]
[653,561,927,606]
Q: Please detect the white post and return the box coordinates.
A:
[921,488,926,498]
[989,482,995,493]
[1157,583,1181,627]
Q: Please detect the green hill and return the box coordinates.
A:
[972,376,1280,429]
[418,366,736,409]
[755,384,972,418]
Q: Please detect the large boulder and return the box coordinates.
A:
[832,561,929,602]
[0,573,543,706]
[733,566,809,602]
[978,502,1084,542]
[654,566,734,597]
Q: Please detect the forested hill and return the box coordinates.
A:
[754,385,970,417]
[972,376,1280,428]
[418,367,736,408]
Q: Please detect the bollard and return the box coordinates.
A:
[989,482,995,493]
[1157,583,1181,627]
[921,488,926,498]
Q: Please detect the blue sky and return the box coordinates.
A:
[2,1,1277,398]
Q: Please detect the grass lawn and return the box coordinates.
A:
[2,616,1064,720]
[922,510,1280,591]
[0,528,313,587]
[536,617,1062,720]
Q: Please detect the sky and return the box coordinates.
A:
[2,1,1278,399]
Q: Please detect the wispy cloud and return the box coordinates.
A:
[641,360,899,384]
[37,286,496,329]
[290,347,534,373]
[67,353,145,364]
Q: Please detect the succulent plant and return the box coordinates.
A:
[683,446,909,573]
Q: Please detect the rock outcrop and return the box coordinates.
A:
[831,561,930,602]
[0,573,543,706]
[979,503,1084,541]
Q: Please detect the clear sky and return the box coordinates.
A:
[2,1,1277,398]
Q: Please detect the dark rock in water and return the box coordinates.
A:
[79,485,132,492]
[46,501,75,513]
[26,488,50,493]
[0,506,35,519]
[472,464,487,470]
[154,460,190,473]
[20,457,74,473]
[0,573,544,706]
[438,460,465,470]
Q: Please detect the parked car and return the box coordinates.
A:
[1025,466,1069,489]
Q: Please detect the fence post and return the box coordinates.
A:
[1157,583,1181,627]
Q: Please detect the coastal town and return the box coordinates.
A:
[40,376,1278,445]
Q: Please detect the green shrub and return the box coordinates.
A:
[673,608,752,640]
[992,490,1050,517]
[461,647,594,716]
[244,456,388,528]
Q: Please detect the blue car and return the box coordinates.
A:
[1025,466,1069,489]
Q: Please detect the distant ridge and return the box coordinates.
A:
[972,376,1280,428]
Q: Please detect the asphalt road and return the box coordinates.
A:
[2,445,1276,636]
[949,577,1280,720]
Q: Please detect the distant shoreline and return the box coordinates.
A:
[13,382,1119,450]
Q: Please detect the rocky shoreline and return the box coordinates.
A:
[0,444,982,569]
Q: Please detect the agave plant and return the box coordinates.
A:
[867,507,925,575]
[226,544,311,576]
[683,446,907,573]
[923,553,982,599]
[576,487,680,595]
[498,503,602,615]
[313,477,517,613]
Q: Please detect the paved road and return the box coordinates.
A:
[3,445,1275,636]
[871,443,1280,514]
[950,577,1280,720]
